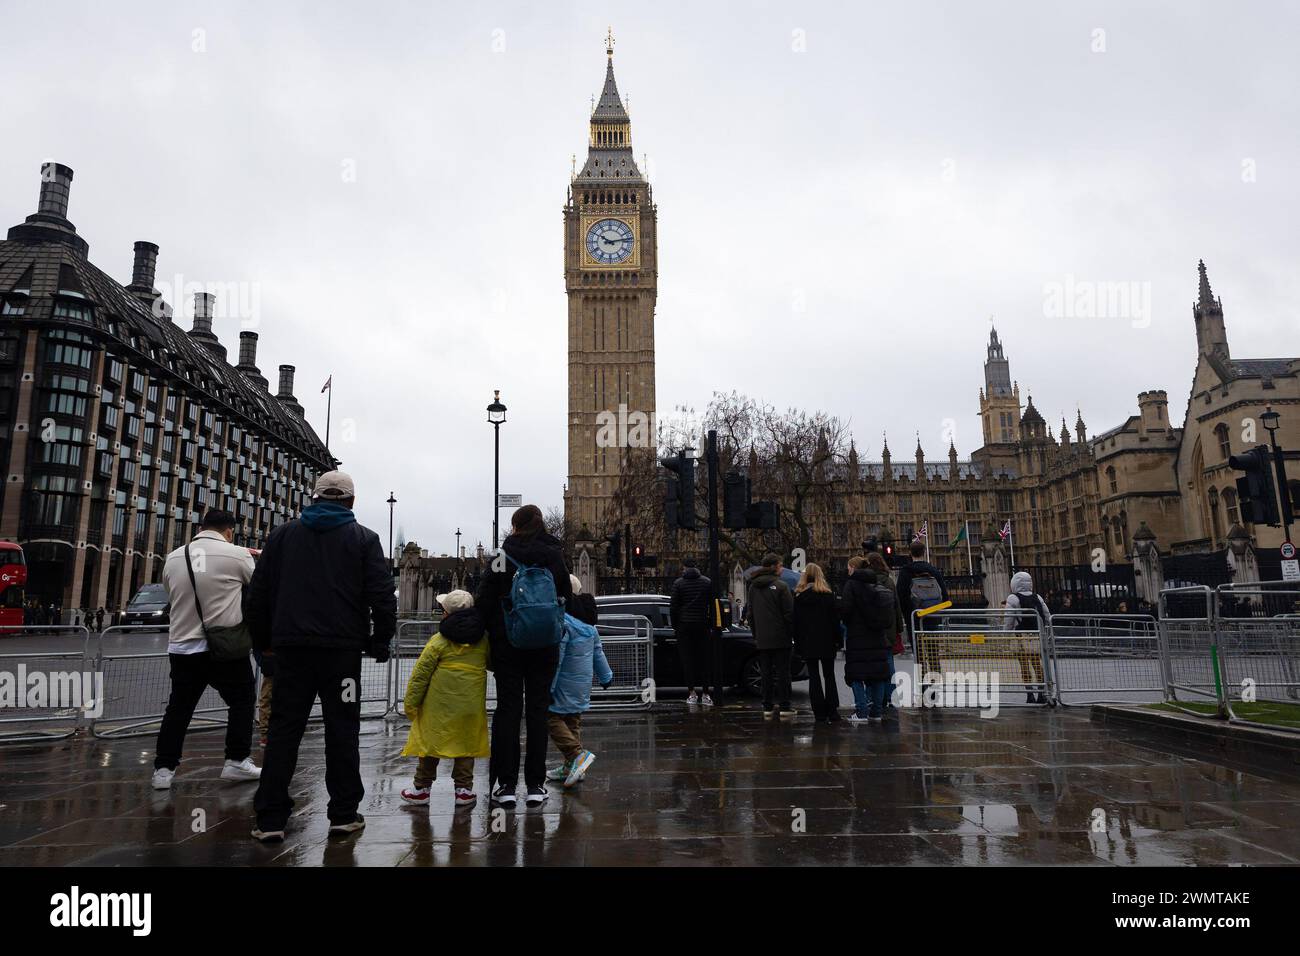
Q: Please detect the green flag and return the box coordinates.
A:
[948,522,967,551]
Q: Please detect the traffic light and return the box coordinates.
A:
[748,501,779,529]
[1229,445,1280,526]
[632,544,645,570]
[882,541,896,566]
[660,450,696,529]
[604,532,621,568]
[723,472,750,529]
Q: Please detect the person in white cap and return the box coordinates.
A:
[399,590,490,809]
[246,469,397,842]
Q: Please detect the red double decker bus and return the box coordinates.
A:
[0,542,27,631]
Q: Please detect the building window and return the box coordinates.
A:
[996,491,1014,513]
[1223,487,1239,525]
[930,493,946,512]
[1215,423,1231,460]
[897,494,912,514]
[964,493,980,512]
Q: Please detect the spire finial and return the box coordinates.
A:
[606,26,615,57]
[1197,258,1216,308]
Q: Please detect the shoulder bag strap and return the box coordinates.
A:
[183,540,210,640]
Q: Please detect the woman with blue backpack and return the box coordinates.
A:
[546,575,614,787]
[474,504,573,809]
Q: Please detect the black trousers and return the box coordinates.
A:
[489,635,558,791]
[254,647,363,829]
[154,651,255,770]
[675,623,712,690]
[759,647,792,710]
[805,655,840,719]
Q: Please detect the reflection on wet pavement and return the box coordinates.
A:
[2,705,1298,866]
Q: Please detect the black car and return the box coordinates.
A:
[119,583,169,629]
[594,593,808,697]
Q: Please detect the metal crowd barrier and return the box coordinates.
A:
[911,608,1051,706]
[1157,586,1224,710]
[589,614,655,710]
[90,624,231,739]
[1049,614,1163,705]
[1213,585,1300,707]
[0,625,93,743]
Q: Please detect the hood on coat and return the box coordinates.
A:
[748,570,783,589]
[439,607,485,645]
[300,501,357,532]
[903,560,944,578]
[681,567,701,580]
[849,567,878,584]
[501,531,564,567]
[1010,571,1034,595]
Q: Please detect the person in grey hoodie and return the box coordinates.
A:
[1005,570,1051,704]
[746,554,795,717]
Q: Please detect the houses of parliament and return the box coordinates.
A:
[564,38,1300,575]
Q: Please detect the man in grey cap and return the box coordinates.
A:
[245,469,396,842]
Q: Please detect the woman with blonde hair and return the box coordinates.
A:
[793,562,842,724]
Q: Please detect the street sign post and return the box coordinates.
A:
[497,494,522,509]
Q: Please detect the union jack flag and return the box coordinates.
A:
[999,520,1012,540]
[913,521,927,542]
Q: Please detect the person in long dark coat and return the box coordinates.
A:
[793,562,841,724]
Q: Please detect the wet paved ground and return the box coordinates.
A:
[3,699,1300,866]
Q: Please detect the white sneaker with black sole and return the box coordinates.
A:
[525,786,548,807]
[151,767,175,790]
[491,785,517,808]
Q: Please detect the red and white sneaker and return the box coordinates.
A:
[401,785,431,806]
[454,787,477,808]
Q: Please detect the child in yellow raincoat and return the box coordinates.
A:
[400,590,490,808]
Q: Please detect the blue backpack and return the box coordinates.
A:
[503,553,565,650]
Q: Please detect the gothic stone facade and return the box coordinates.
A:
[563,39,658,536]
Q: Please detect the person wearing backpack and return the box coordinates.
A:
[545,575,614,788]
[841,555,897,724]
[896,540,949,681]
[474,504,572,808]
[1005,571,1051,704]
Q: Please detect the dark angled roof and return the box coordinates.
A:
[1020,395,1045,426]
[1,184,332,468]
[1229,358,1297,379]
[575,50,644,184]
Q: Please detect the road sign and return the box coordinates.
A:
[496,494,522,509]
[1282,542,1296,560]
[1283,559,1300,582]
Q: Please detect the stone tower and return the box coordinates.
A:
[563,31,659,534]
[979,326,1021,446]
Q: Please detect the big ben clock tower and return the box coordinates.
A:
[564,30,658,535]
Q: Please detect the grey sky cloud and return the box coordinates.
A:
[3,0,1297,550]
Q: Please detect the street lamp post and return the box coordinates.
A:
[387,491,397,571]
[486,390,507,549]
[1260,408,1294,544]
[455,527,462,559]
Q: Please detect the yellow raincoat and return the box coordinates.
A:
[400,630,490,758]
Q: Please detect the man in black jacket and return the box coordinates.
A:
[747,554,795,718]
[246,470,396,842]
[475,504,572,808]
[895,540,949,675]
[670,559,716,705]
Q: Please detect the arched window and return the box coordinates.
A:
[1106,466,1117,495]
[1215,423,1231,460]
[1207,487,1222,542]
[1223,487,1239,525]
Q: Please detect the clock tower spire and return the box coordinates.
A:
[563,34,659,536]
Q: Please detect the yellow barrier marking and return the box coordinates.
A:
[969,634,985,644]
[916,600,953,617]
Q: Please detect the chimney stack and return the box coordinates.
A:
[192,292,214,335]
[238,331,259,369]
[8,163,87,254]
[277,364,296,399]
[37,162,74,220]
[130,241,159,291]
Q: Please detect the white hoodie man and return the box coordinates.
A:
[1005,570,1051,705]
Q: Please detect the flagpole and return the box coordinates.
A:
[325,383,332,451]
[925,520,930,563]
[965,518,973,576]
[1008,524,1016,571]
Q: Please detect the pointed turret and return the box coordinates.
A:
[881,433,892,482]
[575,30,642,183]
[1060,418,1071,445]
[915,435,925,474]
[1075,409,1087,444]
[1192,259,1230,359]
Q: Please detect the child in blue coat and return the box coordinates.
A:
[546,576,614,788]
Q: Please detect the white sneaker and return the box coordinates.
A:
[686,691,699,704]
[401,786,431,806]
[847,714,870,724]
[454,788,477,808]
[700,693,714,707]
[564,750,596,788]
[220,757,261,782]
[151,767,175,790]
[546,762,571,782]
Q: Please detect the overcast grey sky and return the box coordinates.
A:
[3,1,1298,551]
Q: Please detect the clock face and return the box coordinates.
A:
[585,218,634,264]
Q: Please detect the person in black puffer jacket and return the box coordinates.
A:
[840,555,896,724]
[793,562,842,724]
[670,559,716,704]
[473,504,573,808]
